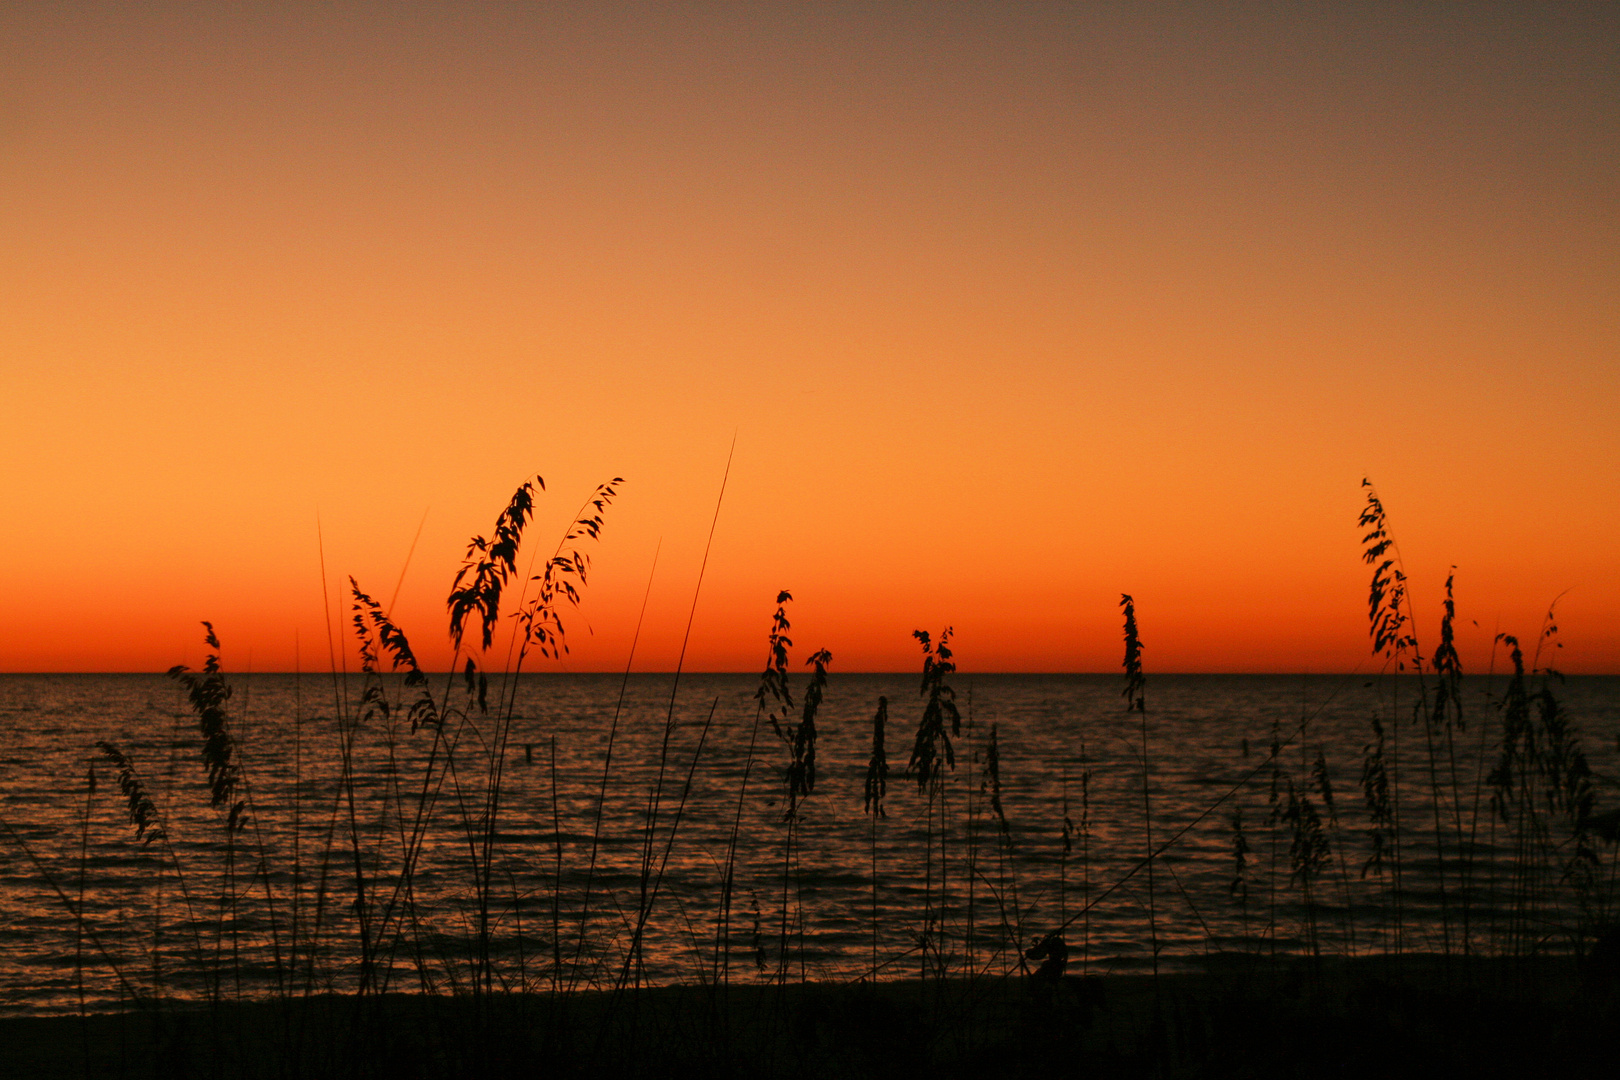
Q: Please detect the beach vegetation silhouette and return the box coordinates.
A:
[0,475,1616,1078]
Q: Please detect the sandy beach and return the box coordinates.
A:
[5,954,1617,1079]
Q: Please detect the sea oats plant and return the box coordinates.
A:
[1483,613,1600,957]
[1121,595,1157,976]
[1359,480,1412,951]
[716,591,793,988]
[1282,776,1329,959]
[773,646,831,982]
[862,695,889,976]
[908,628,960,979]
[978,720,1023,971]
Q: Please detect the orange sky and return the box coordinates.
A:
[2,3,1616,674]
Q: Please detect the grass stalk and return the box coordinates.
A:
[715,591,789,989]
[634,442,732,987]
[1121,594,1157,979]
[570,541,659,992]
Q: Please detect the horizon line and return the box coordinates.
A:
[6,669,1613,678]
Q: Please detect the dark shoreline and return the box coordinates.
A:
[5,954,1617,1079]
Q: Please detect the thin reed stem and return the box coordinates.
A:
[635,440,733,986]
[570,541,659,991]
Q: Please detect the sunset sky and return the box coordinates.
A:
[3,3,1616,674]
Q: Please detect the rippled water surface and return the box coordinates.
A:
[3,672,1617,1016]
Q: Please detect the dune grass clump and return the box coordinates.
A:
[1484,619,1603,955]
[769,629,832,983]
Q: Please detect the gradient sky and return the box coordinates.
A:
[3,2,1616,674]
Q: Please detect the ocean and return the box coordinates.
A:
[2,671,1616,1016]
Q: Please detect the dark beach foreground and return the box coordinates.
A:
[5,954,1618,1080]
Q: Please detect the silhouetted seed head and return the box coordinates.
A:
[863,696,889,818]
[96,742,164,846]
[777,644,831,822]
[1229,806,1249,900]
[1430,569,1464,734]
[349,578,439,730]
[907,628,959,791]
[349,578,392,724]
[1312,750,1335,816]
[1359,712,1390,878]
[1061,786,1074,859]
[167,624,246,831]
[447,476,543,652]
[517,478,624,661]
[1120,595,1145,712]
[1359,479,1418,666]
[1486,618,1599,890]
[982,722,1011,840]
[1079,749,1091,835]
[1283,778,1329,887]
[1488,636,1529,824]
[758,592,795,741]
[1536,674,1599,891]
[797,649,831,816]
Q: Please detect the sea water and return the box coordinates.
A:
[2,672,1617,1016]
